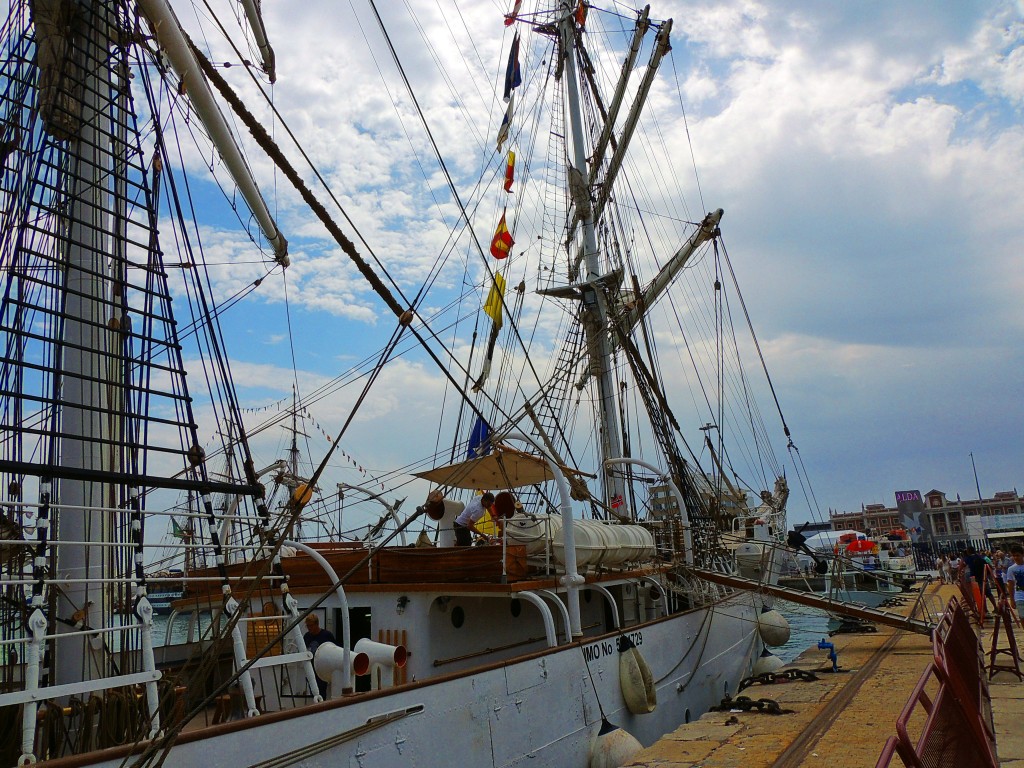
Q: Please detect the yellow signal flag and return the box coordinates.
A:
[483,272,507,329]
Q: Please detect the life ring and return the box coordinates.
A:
[617,635,656,714]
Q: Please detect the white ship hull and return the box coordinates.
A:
[57,596,760,768]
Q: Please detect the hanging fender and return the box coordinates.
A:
[589,718,643,768]
[617,635,656,714]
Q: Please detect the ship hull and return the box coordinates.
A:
[55,595,760,768]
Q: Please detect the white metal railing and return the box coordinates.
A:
[0,621,141,646]
[5,500,269,523]
[2,597,163,764]
[1,576,279,586]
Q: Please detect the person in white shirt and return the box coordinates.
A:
[993,550,1009,593]
[453,492,500,546]
[1005,544,1024,618]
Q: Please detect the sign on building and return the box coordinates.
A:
[895,490,931,542]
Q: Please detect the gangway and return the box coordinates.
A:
[684,567,936,636]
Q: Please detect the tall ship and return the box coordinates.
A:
[0,2,800,766]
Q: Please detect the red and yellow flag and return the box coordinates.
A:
[504,0,522,26]
[503,151,515,193]
[490,210,514,260]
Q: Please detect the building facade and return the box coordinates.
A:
[648,483,681,518]
[829,489,1022,548]
[829,504,902,537]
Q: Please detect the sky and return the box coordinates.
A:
[158,0,1023,532]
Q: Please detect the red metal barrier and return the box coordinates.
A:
[875,735,911,768]
[956,565,999,623]
[933,600,988,711]
[955,572,980,624]
[877,597,998,768]
[932,598,997,761]
[893,663,988,767]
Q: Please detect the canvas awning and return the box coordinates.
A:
[413,445,592,491]
[987,530,1024,539]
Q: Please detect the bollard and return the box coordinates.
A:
[817,638,838,672]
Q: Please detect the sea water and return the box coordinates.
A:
[775,605,833,664]
[152,612,217,646]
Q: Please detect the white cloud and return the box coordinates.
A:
[932,4,1024,105]
[137,0,1023,524]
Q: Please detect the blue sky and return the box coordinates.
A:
[165,0,1023,531]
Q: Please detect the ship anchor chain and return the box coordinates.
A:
[738,668,819,692]
[829,619,879,636]
[710,695,795,715]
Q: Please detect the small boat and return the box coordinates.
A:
[874,530,917,583]
[783,530,918,607]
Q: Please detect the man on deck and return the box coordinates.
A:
[303,613,335,698]
[453,492,500,545]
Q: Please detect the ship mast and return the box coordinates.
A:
[53,0,116,688]
[556,5,722,530]
[557,5,629,518]
[0,0,291,695]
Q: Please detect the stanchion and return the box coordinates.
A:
[987,598,1023,681]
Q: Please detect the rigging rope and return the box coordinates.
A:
[189,36,581,521]
[186,18,603,505]
[718,237,793,444]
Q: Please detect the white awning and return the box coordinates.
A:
[413,445,592,490]
[987,530,1023,539]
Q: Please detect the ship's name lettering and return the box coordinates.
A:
[582,632,642,662]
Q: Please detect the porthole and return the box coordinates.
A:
[510,599,522,618]
[451,606,465,629]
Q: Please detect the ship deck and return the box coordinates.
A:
[171,542,669,610]
[624,580,1024,767]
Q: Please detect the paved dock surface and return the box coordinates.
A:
[626,582,1024,767]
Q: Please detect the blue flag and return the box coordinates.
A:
[496,93,513,152]
[467,416,492,459]
[503,33,522,102]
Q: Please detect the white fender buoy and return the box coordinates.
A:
[617,635,656,714]
[756,607,790,647]
[590,718,643,768]
[752,648,785,675]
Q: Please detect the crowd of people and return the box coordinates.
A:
[934,544,1024,616]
